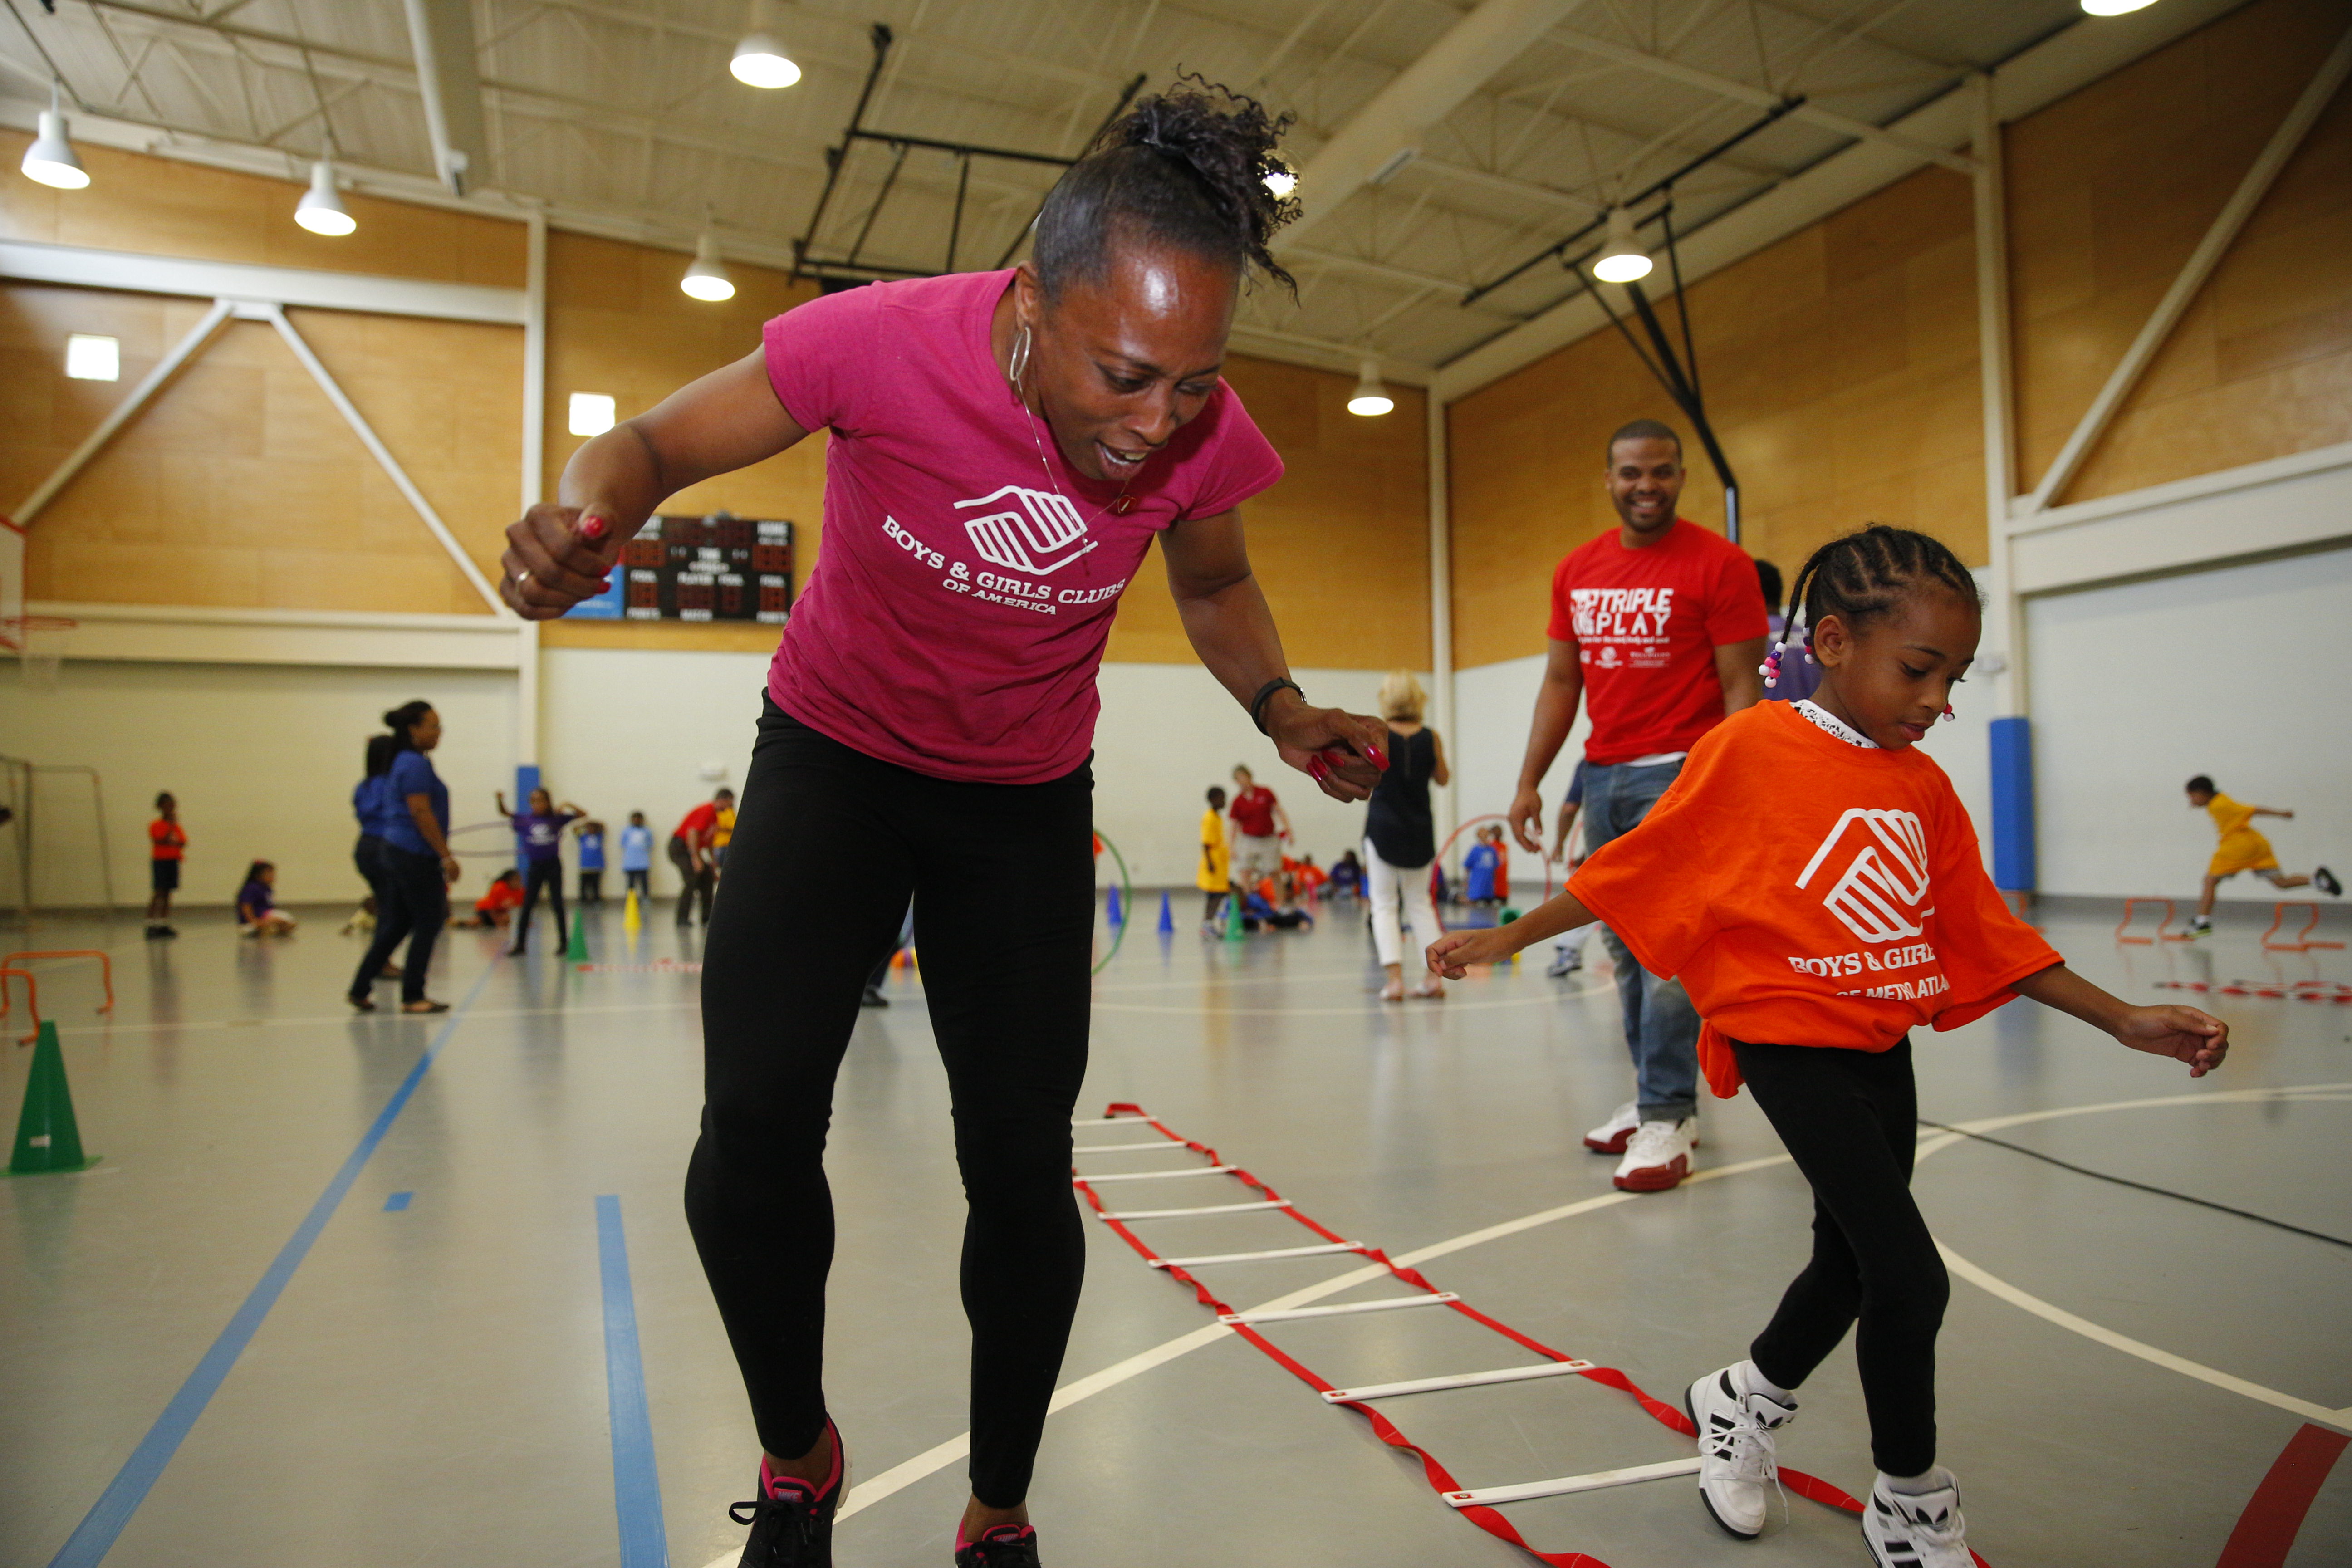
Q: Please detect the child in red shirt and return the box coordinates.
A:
[146,791,186,939]
[1430,526,2228,1567]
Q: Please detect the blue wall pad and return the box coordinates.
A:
[1989,715,2036,892]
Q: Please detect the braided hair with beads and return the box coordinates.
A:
[1762,524,1980,691]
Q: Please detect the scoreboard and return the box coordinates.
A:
[563,513,792,623]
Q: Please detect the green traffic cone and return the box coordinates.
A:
[1224,893,1246,943]
[9,1020,99,1176]
[566,918,590,966]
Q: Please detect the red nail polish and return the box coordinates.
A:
[1367,744,1389,770]
[580,515,608,542]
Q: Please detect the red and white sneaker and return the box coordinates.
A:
[1583,1101,1639,1153]
[1613,1118,1695,1191]
[955,1523,1042,1567]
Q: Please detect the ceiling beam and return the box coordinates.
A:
[1277,0,1596,250]
[1540,25,1977,173]
[1434,0,2242,401]
[401,0,486,194]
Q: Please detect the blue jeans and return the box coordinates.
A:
[1582,759,1701,1122]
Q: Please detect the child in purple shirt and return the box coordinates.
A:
[495,786,585,956]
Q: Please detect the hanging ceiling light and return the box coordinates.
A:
[20,88,89,190]
[294,159,356,235]
[681,233,736,301]
[1592,206,1652,284]
[730,3,802,89]
[1347,359,1394,418]
[2080,0,2157,14]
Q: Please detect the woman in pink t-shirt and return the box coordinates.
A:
[499,82,1387,1568]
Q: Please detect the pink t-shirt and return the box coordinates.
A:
[761,270,1284,784]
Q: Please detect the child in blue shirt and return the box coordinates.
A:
[575,819,608,904]
[619,812,655,897]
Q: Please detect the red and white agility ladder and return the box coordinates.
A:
[1072,1104,1992,1566]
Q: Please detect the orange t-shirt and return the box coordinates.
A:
[475,880,524,914]
[149,819,186,861]
[1567,701,2060,1098]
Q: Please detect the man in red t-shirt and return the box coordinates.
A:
[670,787,734,927]
[1228,764,1291,893]
[1506,419,1767,1193]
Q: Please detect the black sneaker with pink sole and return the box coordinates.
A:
[729,1421,846,1567]
[955,1524,1043,1567]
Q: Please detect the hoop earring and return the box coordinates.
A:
[1008,323,1032,389]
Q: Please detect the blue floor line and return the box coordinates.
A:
[44,961,501,1568]
[597,1195,671,1568]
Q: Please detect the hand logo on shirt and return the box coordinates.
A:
[1796,808,1930,944]
[955,485,1101,577]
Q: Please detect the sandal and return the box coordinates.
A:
[401,999,451,1014]
[1410,981,1446,1000]
[1378,978,1406,1002]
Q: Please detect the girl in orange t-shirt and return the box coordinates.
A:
[146,791,186,939]
[1429,526,2228,1567]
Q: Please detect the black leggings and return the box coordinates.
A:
[684,699,1093,1507]
[1737,1038,1946,1476]
[510,858,567,950]
[353,833,392,908]
[349,846,447,1004]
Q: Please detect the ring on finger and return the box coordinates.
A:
[516,568,531,586]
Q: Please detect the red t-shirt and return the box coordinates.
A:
[1568,701,2060,1098]
[1547,519,1768,765]
[1230,785,1279,838]
[762,270,1285,784]
[674,802,720,842]
[149,820,186,861]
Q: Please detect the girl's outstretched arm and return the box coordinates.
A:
[2014,964,2229,1076]
[1427,888,1599,977]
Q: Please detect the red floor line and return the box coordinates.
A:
[2216,1424,2350,1568]
[1077,1104,1977,1567]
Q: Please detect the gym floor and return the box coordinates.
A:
[2,895,2345,1568]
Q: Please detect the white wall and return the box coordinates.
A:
[534,649,1414,894]
[0,661,516,909]
[2026,543,2352,902]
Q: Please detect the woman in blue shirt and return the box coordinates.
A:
[348,701,458,1013]
[350,735,403,977]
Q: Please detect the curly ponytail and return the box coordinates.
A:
[1763,525,1980,686]
[1033,74,1300,301]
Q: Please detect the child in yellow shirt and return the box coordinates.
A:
[1197,786,1231,932]
[2185,774,2337,936]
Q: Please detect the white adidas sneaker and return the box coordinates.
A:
[1613,1117,1696,1191]
[1583,1101,1639,1153]
[1864,1474,1972,1567]
[1684,1367,1794,1539]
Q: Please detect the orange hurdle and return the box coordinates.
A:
[0,965,37,1044]
[2260,902,2346,953]
[2115,898,2189,945]
[0,950,114,1015]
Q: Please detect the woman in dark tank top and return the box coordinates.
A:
[1363,671,1450,1000]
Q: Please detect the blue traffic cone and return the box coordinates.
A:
[1156,891,1174,934]
[1106,885,1124,926]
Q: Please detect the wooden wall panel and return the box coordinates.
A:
[1102,353,1430,669]
[0,132,523,285]
[7,288,518,613]
[2011,0,2352,501]
[1448,167,1983,670]
[1448,0,2352,671]
[536,231,825,653]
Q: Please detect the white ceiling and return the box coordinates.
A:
[0,0,2194,379]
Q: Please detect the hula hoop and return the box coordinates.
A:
[1093,828,1134,976]
[445,820,523,857]
[1431,813,1558,906]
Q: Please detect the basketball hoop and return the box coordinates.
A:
[1,616,76,690]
